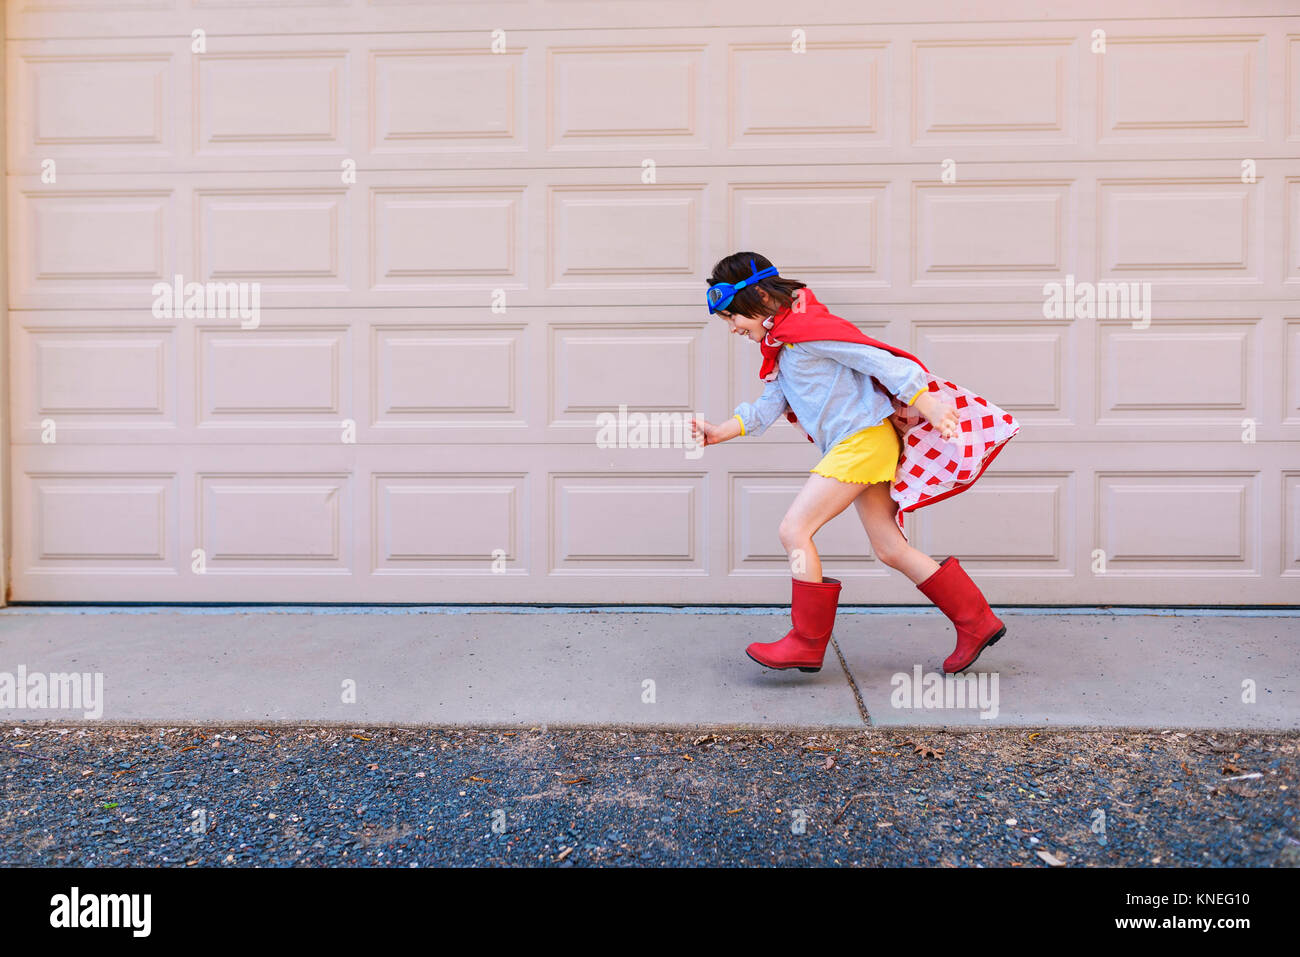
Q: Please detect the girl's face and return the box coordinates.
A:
[717,309,768,343]
[716,288,774,343]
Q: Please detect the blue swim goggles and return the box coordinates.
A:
[706,258,779,314]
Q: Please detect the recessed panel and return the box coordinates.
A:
[914,39,1071,142]
[1101,37,1262,140]
[552,474,702,571]
[23,53,170,155]
[1096,472,1256,572]
[374,474,524,570]
[732,42,886,147]
[914,182,1070,284]
[551,324,697,424]
[373,324,520,424]
[196,189,346,287]
[196,51,347,154]
[31,474,173,565]
[1097,320,1253,423]
[549,185,701,287]
[198,326,346,423]
[370,187,522,289]
[550,45,702,148]
[198,473,349,569]
[371,49,521,151]
[1286,472,1300,575]
[16,189,172,298]
[29,331,168,419]
[1099,180,1251,278]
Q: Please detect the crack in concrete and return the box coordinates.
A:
[830,634,870,726]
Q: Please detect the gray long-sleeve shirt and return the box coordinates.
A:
[732,339,929,454]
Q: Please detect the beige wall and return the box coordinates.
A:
[4,1,1299,604]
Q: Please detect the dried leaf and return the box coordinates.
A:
[1036,850,1065,867]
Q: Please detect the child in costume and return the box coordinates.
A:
[691,252,1020,675]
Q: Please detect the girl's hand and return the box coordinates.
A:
[913,392,960,442]
[691,417,722,446]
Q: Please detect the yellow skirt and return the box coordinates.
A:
[810,421,901,485]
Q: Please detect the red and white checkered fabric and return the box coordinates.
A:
[884,375,1020,537]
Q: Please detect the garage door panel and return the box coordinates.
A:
[7,44,176,166]
[373,472,527,574]
[195,48,350,158]
[6,440,1290,604]
[1096,471,1260,574]
[1099,35,1266,143]
[1286,471,1300,577]
[27,471,176,568]
[11,20,1300,178]
[9,163,1297,311]
[1286,176,1300,284]
[11,315,178,439]
[7,180,178,306]
[1286,316,1300,428]
[1096,319,1256,423]
[1098,177,1256,280]
[913,37,1076,146]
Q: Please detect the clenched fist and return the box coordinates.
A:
[912,392,960,442]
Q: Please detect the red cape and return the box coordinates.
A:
[749,287,1021,537]
[759,288,928,381]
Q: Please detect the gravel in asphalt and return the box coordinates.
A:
[1,726,1295,867]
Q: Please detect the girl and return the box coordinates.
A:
[691,252,1019,675]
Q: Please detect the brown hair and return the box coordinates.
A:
[706,251,806,318]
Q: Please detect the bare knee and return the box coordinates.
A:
[872,537,910,569]
[778,517,811,554]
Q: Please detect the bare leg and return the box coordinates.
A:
[779,473,874,582]
[852,482,941,584]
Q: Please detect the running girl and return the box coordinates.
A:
[691,252,1019,675]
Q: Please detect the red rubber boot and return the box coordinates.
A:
[915,557,1006,674]
[746,577,842,673]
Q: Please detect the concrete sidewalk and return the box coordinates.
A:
[0,606,1295,729]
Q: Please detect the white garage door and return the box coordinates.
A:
[5,0,1298,604]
